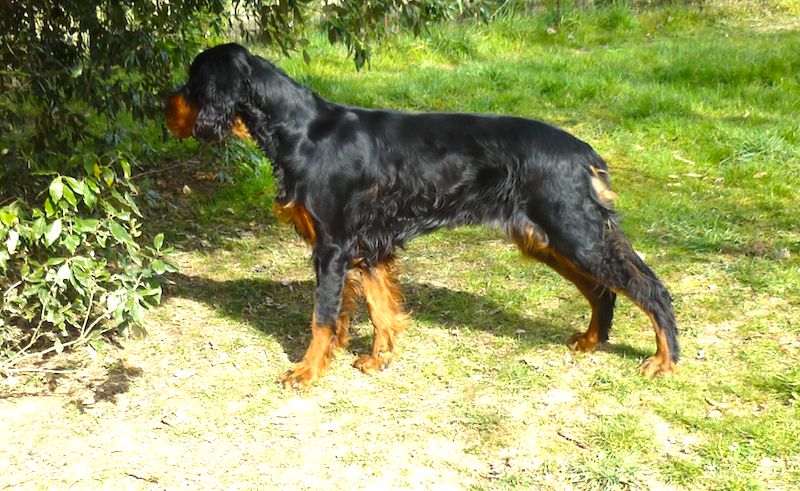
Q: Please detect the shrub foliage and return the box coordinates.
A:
[0,1,214,368]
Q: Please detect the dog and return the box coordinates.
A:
[165,43,679,388]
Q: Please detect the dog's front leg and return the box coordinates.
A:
[280,242,349,389]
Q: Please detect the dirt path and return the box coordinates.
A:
[1,304,488,490]
[1,241,580,490]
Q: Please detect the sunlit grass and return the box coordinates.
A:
[152,3,800,489]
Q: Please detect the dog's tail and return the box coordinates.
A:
[593,228,679,363]
[579,151,679,362]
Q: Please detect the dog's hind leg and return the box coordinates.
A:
[507,220,615,353]
[541,250,616,354]
[354,260,410,374]
[567,286,616,353]
[507,213,677,378]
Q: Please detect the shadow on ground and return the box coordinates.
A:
[0,359,144,401]
[166,272,652,363]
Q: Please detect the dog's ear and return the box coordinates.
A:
[187,44,252,142]
[192,86,237,142]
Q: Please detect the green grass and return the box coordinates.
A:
[6,2,799,490]
[155,6,800,487]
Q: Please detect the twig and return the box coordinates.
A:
[81,289,95,335]
[490,0,513,19]
[557,430,589,449]
[6,283,57,362]
[3,280,22,296]
[1,308,113,373]
[124,472,159,484]
[673,152,696,165]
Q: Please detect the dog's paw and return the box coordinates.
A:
[279,361,323,389]
[353,353,392,375]
[566,332,599,353]
[640,355,675,379]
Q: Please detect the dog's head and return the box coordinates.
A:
[165,43,252,142]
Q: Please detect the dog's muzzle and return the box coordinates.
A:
[164,92,198,139]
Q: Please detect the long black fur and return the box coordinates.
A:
[178,43,679,364]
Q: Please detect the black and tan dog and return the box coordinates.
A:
[165,43,679,388]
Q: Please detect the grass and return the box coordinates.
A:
[2,1,799,490]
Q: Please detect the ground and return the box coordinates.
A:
[2,3,800,490]
[2,221,798,489]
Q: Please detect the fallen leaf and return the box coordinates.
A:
[774,248,790,260]
[705,397,729,410]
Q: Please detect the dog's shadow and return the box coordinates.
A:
[166,272,651,363]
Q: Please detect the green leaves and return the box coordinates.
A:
[73,218,99,233]
[109,220,136,248]
[44,219,62,246]
[0,206,18,227]
[153,233,164,251]
[32,217,47,238]
[1,157,173,364]
[1,1,198,365]
[49,178,64,203]
[49,176,92,209]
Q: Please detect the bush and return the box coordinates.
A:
[0,1,218,370]
[0,155,175,369]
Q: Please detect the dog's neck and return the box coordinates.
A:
[240,57,320,153]
[239,56,332,201]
